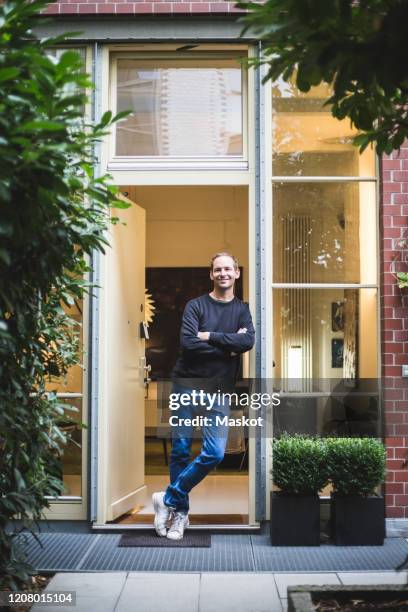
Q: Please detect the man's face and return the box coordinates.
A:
[210,256,240,290]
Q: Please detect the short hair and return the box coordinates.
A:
[210,252,239,271]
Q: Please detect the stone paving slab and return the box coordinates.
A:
[33,596,119,612]
[199,573,282,612]
[32,572,127,612]
[43,571,127,597]
[117,573,200,612]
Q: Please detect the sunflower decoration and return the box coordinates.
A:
[145,289,156,326]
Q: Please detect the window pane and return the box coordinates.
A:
[49,48,87,110]
[272,77,375,176]
[45,298,83,394]
[272,182,377,284]
[272,288,378,380]
[57,398,83,497]
[116,59,243,157]
[273,388,381,439]
[50,47,86,63]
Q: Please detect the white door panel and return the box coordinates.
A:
[105,195,146,521]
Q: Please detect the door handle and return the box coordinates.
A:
[144,363,152,398]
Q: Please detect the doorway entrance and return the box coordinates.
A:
[106,185,251,527]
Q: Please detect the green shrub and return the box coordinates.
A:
[326,438,386,497]
[272,435,329,496]
[0,0,129,589]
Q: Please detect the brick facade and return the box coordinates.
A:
[45,0,243,15]
[382,144,408,518]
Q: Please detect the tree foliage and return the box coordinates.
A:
[238,0,408,154]
[0,0,129,588]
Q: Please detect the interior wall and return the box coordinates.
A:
[121,185,249,299]
[121,185,250,429]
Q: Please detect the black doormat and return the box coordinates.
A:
[118,530,211,548]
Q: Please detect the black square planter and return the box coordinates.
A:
[270,492,320,546]
[331,495,385,546]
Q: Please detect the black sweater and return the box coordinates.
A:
[173,294,255,386]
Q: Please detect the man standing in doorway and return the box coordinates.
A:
[152,252,255,540]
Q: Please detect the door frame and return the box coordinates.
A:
[92,42,261,527]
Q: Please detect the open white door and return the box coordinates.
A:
[103,195,146,522]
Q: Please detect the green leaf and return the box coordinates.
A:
[396,272,408,288]
[57,50,84,71]
[99,110,113,127]
[0,67,20,82]
[20,120,65,132]
[112,110,132,123]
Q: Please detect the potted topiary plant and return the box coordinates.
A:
[270,435,329,546]
[326,437,386,545]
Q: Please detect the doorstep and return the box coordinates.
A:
[92,523,261,532]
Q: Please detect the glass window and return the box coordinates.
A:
[272,77,375,176]
[57,398,83,497]
[49,48,87,108]
[272,288,378,379]
[272,182,377,284]
[270,73,379,445]
[273,391,381,439]
[45,298,84,498]
[115,58,243,157]
[45,299,83,395]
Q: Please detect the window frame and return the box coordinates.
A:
[268,83,381,381]
[108,51,249,170]
[42,45,91,519]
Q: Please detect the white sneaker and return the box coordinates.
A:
[152,491,171,537]
[167,511,189,540]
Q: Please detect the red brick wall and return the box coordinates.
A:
[45,0,243,15]
[382,144,408,518]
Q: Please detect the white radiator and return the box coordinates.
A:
[281,215,312,381]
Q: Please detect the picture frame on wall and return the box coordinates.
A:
[331,338,344,368]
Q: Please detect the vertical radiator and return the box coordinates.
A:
[281,215,312,380]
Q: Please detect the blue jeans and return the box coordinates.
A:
[163,384,230,513]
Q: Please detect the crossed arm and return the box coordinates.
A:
[179,301,228,357]
[198,305,255,354]
[180,300,255,357]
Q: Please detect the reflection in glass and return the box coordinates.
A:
[55,398,82,497]
[273,390,381,439]
[44,297,84,499]
[49,48,87,113]
[45,299,83,394]
[272,182,377,284]
[272,76,375,176]
[273,288,377,380]
[116,59,243,157]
